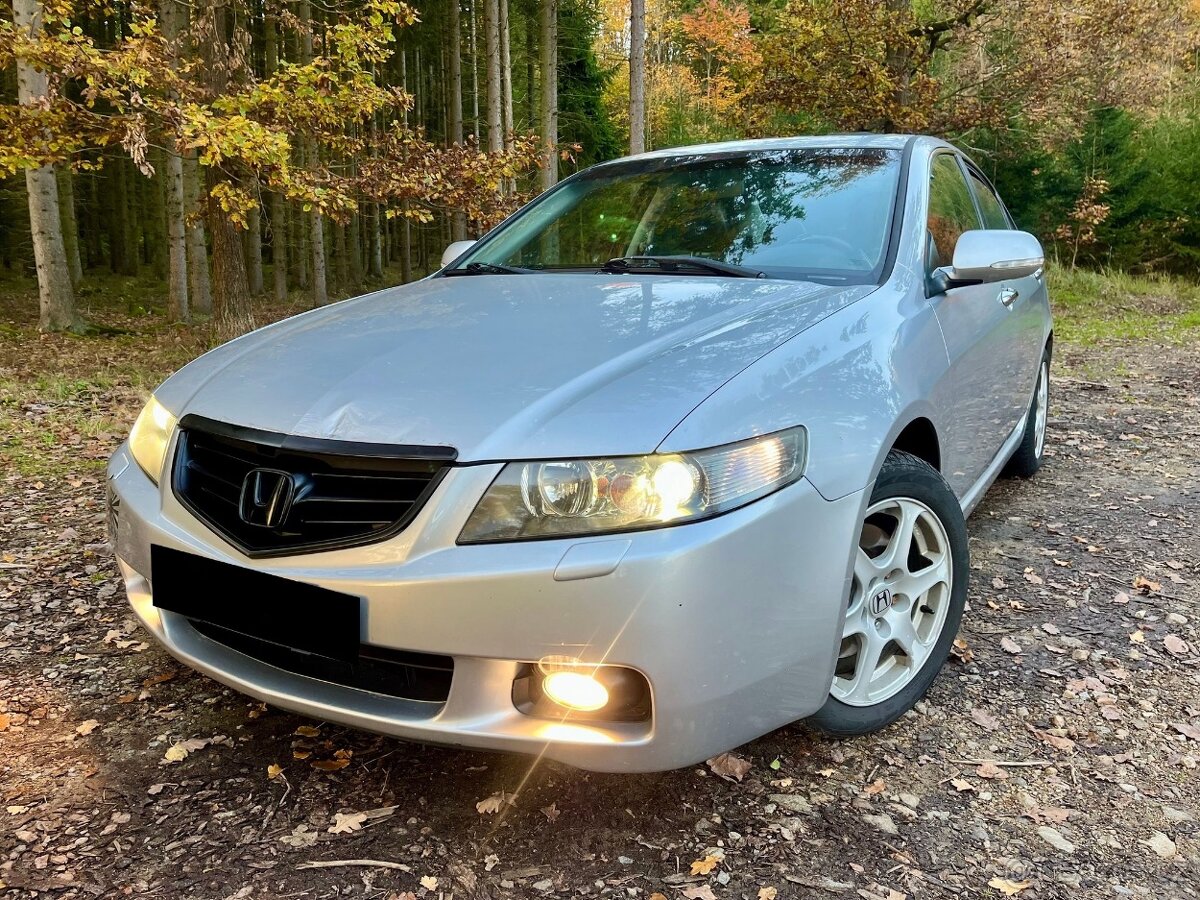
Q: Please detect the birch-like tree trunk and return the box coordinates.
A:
[161,0,189,321]
[449,0,467,240]
[629,0,647,155]
[55,165,83,287]
[500,0,514,149]
[244,204,264,295]
[183,153,213,314]
[469,0,481,142]
[484,0,503,153]
[265,13,288,302]
[15,0,80,332]
[298,0,328,306]
[539,0,558,190]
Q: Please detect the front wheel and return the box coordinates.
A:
[807,450,969,737]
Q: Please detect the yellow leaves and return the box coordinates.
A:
[294,725,321,737]
[690,855,720,875]
[267,764,285,780]
[476,791,515,815]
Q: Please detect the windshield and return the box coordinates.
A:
[451,147,902,283]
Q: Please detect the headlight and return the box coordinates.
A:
[458,427,806,543]
[128,396,177,484]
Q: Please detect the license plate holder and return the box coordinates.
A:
[150,545,362,662]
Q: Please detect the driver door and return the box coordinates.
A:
[924,153,1025,497]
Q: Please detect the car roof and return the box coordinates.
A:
[592,134,961,168]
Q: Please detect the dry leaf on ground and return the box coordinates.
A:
[707,751,752,782]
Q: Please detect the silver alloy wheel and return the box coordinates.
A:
[831,497,953,707]
[1033,360,1049,459]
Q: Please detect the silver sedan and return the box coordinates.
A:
[108,134,1052,772]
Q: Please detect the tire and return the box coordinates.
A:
[1003,349,1051,478]
[807,450,969,737]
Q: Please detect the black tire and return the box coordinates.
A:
[807,450,969,737]
[1003,349,1051,478]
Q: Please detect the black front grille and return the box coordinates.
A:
[190,620,454,704]
[173,415,455,557]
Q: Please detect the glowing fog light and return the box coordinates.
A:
[538,656,610,712]
[542,671,609,712]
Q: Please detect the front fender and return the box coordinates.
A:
[657,281,949,502]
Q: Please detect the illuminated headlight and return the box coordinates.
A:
[128,396,177,484]
[458,426,806,543]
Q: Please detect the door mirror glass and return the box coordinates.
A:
[441,240,477,268]
[941,230,1044,285]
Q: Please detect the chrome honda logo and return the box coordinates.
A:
[868,587,893,617]
[239,468,295,528]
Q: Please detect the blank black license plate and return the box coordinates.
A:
[151,545,362,662]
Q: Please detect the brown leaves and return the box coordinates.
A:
[74,719,100,736]
[706,752,752,782]
[974,761,1008,780]
[681,886,718,900]
[476,791,515,815]
[1000,637,1022,655]
[1031,728,1076,753]
[970,708,1000,731]
[1133,575,1161,594]
[988,878,1032,896]
[690,855,720,875]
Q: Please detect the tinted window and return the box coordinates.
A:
[968,170,1010,230]
[926,154,981,269]
[456,148,903,284]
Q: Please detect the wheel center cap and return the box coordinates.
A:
[868,586,893,617]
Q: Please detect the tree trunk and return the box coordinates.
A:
[206,178,255,338]
[271,192,288,301]
[449,0,464,144]
[368,204,383,278]
[298,0,328,307]
[500,0,513,149]
[14,0,80,332]
[55,165,83,287]
[183,152,213,314]
[629,0,646,154]
[164,150,189,321]
[244,203,264,294]
[539,0,558,190]
[484,0,503,153]
[469,0,481,142]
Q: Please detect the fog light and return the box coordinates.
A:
[542,671,609,712]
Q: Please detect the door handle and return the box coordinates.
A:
[999,287,1019,308]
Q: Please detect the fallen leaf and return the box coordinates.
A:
[1113,591,1130,605]
[1129,630,1145,644]
[758,889,778,900]
[864,779,886,795]
[681,886,717,900]
[707,752,752,782]
[294,725,321,737]
[1164,635,1189,656]
[420,876,438,890]
[1171,722,1200,741]
[1024,570,1043,585]
[1133,575,1161,594]
[540,802,560,822]
[691,855,720,875]
[311,758,350,771]
[988,878,1032,896]
[1001,637,1022,654]
[329,812,368,834]
[267,764,284,780]
[476,791,513,815]
[951,638,974,663]
[75,719,100,736]
[141,671,177,688]
[649,895,668,900]
[1032,729,1076,752]
[950,777,975,792]
[970,708,1000,731]
[975,761,1008,780]
[0,714,9,731]
[1142,831,1177,859]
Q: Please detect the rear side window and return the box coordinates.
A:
[926,155,981,269]
[967,170,1011,230]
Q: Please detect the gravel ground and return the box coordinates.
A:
[1,335,1198,900]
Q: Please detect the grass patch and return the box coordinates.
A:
[1048,264,1200,344]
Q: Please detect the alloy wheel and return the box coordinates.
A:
[831,497,954,707]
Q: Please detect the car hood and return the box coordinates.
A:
[157,274,875,460]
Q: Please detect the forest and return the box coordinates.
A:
[1,0,1198,338]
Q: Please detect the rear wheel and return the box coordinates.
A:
[1004,351,1050,478]
[808,451,968,736]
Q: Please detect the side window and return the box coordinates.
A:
[926,154,981,271]
[967,170,1010,230]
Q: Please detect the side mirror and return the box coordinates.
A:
[441,240,477,269]
[937,230,1044,287]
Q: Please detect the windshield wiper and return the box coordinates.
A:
[444,261,537,276]
[600,256,767,279]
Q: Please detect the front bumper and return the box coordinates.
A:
[108,443,863,772]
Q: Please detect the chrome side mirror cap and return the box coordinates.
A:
[441,240,477,269]
[942,230,1045,285]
